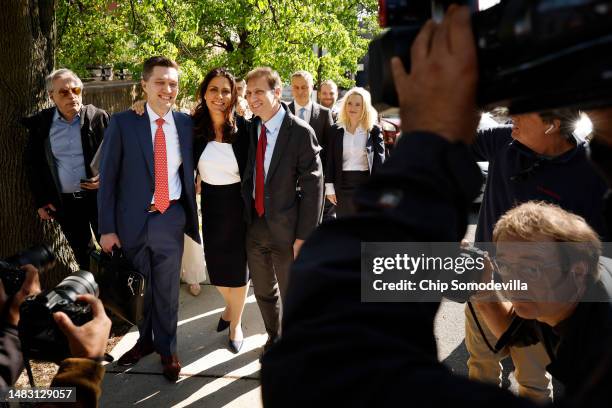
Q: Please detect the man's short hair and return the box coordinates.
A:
[319,79,337,91]
[245,67,282,91]
[142,56,179,81]
[291,70,314,88]
[493,201,602,279]
[45,69,83,93]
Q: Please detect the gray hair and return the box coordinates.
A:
[46,69,83,93]
[291,70,314,88]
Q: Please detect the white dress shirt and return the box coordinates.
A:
[198,141,240,185]
[325,126,369,196]
[252,105,286,198]
[294,100,312,123]
[146,104,183,203]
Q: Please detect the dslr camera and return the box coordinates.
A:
[0,245,55,297]
[19,270,99,362]
[369,0,612,113]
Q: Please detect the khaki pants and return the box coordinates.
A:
[464,304,552,402]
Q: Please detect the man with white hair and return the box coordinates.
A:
[22,68,109,269]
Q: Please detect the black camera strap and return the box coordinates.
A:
[22,350,35,387]
[467,301,498,354]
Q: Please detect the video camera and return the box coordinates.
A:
[0,245,55,297]
[368,0,612,113]
[19,270,99,362]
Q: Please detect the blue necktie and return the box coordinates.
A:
[299,107,306,120]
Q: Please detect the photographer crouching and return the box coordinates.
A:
[472,201,612,397]
[0,248,111,407]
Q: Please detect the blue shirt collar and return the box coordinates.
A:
[53,107,80,124]
[263,105,285,134]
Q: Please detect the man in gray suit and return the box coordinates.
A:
[243,67,324,355]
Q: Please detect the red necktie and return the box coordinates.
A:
[255,124,267,217]
[154,118,170,213]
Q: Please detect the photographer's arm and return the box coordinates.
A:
[472,299,514,340]
[0,265,40,389]
[50,294,111,407]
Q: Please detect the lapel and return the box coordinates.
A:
[266,113,291,184]
[310,102,320,127]
[288,101,296,115]
[244,118,259,182]
[173,111,191,169]
[136,110,155,178]
[41,108,56,140]
[337,126,344,166]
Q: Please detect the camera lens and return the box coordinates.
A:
[55,270,99,300]
[16,244,56,272]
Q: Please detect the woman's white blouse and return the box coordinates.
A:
[342,126,369,171]
[198,141,241,185]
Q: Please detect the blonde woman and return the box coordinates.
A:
[325,87,385,216]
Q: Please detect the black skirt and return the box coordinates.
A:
[337,170,370,217]
[201,182,249,287]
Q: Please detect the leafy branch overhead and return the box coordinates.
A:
[56,0,379,97]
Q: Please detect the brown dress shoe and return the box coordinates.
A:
[161,354,181,381]
[117,342,155,366]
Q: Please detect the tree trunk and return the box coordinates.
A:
[0,0,76,288]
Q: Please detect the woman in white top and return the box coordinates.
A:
[192,68,250,353]
[325,87,385,217]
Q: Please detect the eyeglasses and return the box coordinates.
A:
[493,259,561,281]
[57,87,82,97]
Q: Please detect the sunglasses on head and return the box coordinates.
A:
[58,87,82,97]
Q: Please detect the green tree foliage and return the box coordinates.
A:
[56,0,379,98]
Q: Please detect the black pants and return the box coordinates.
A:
[56,191,99,270]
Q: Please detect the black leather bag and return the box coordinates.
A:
[89,248,146,326]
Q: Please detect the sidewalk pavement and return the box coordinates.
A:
[101,284,265,408]
[100,284,519,407]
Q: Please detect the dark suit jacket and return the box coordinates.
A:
[325,124,386,189]
[242,103,324,244]
[22,105,109,209]
[288,101,333,152]
[98,109,199,246]
[193,115,250,179]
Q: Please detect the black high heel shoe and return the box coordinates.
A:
[228,335,243,354]
[216,317,230,332]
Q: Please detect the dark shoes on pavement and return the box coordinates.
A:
[117,341,155,366]
[118,341,181,382]
[161,354,182,382]
[216,316,230,332]
[228,335,243,354]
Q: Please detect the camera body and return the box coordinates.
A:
[19,270,98,362]
[369,0,612,113]
[0,245,55,297]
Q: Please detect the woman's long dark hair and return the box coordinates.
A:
[192,68,238,142]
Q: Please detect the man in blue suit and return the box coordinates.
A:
[98,56,199,381]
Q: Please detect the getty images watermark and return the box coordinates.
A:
[361,242,612,303]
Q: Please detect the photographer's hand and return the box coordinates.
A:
[391,5,478,144]
[53,294,111,360]
[0,264,41,326]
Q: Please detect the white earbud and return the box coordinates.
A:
[544,124,554,134]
